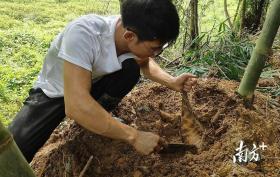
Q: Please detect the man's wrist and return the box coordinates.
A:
[166,77,176,90]
[126,126,138,145]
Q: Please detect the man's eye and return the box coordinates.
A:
[152,47,161,51]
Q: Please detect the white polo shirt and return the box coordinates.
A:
[33,14,135,98]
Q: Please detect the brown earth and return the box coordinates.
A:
[270,51,280,69]
[31,78,280,177]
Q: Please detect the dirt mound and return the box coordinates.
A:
[31,79,280,177]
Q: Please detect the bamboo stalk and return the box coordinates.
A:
[238,0,280,101]
[0,122,36,177]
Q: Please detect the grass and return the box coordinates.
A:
[0,0,120,125]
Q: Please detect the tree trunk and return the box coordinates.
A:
[224,0,233,30]
[233,0,242,24]
[239,0,246,36]
[189,0,199,49]
[251,0,266,32]
[0,122,36,177]
[182,0,193,52]
[237,0,280,101]
[235,0,270,34]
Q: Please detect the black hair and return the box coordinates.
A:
[121,0,179,44]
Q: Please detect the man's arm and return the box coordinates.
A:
[138,57,197,92]
[63,61,159,155]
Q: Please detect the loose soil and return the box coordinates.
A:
[31,78,280,177]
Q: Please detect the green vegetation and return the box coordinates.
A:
[174,23,254,80]
[0,0,120,125]
[0,0,278,126]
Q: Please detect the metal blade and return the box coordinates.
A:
[158,143,198,154]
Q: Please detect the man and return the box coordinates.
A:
[9,0,197,162]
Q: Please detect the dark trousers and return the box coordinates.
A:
[8,59,140,163]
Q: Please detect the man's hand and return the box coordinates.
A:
[170,73,197,92]
[131,130,160,155]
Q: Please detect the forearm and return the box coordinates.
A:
[65,93,137,144]
[140,58,175,88]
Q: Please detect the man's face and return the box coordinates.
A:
[123,29,168,60]
[130,40,168,59]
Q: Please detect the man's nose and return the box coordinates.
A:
[153,49,163,57]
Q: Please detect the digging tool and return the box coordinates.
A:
[156,142,198,154]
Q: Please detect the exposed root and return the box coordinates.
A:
[79,156,93,177]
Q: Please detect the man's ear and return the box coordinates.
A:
[123,30,137,42]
